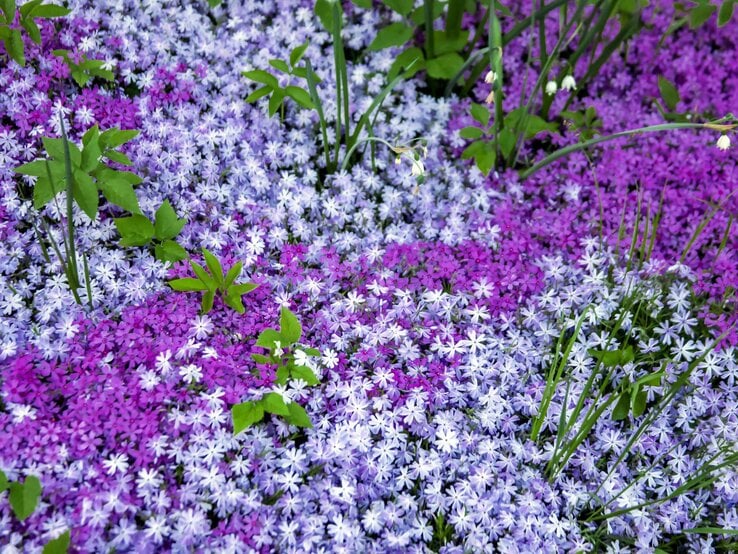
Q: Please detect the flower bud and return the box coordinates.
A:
[545,80,558,96]
[484,70,497,84]
[717,134,731,151]
[561,75,576,91]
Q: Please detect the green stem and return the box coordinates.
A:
[340,137,398,172]
[520,122,720,179]
[424,0,435,59]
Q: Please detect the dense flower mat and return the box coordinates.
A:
[0,0,737,552]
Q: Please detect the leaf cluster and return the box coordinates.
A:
[15,126,142,219]
[242,41,314,117]
[53,49,114,87]
[0,0,68,66]
[561,106,603,142]
[169,248,258,314]
[114,200,187,263]
[232,307,320,434]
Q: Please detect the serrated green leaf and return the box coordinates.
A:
[42,530,70,554]
[169,277,208,292]
[388,47,424,81]
[474,147,495,176]
[269,59,290,73]
[6,28,24,66]
[631,389,647,418]
[461,140,484,160]
[470,103,490,127]
[99,179,140,214]
[1,0,16,24]
[497,128,516,159]
[689,3,716,27]
[21,17,41,43]
[279,306,302,344]
[42,137,65,161]
[0,470,7,493]
[154,200,185,240]
[104,150,133,166]
[242,69,279,89]
[9,475,41,521]
[72,169,98,220]
[291,364,319,386]
[276,365,290,385]
[432,29,469,55]
[232,401,264,434]
[32,177,55,208]
[286,402,312,428]
[314,0,336,31]
[426,52,464,79]
[289,41,309,67]
[99,128,139,149]
[155,240,187,263]
[351,0,371,7]
[459,126,484,140]
[114,214,154,246]
[15,159,50,177]
[262,392,290,416]
[223,293,245,314]
[284,86,315,109]
[251,353,271,364]
[28,3,69,18]
[257,328,282,349]
[300,347,321,356]
[658,76,680,111]
[245,85,273,103]
[369,22,414,51]
[384,0,414,15]
[268,88,285,117]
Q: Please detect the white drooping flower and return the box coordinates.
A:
[484,70,497,84]
[717,134,731,151]
[561,75,576,91]
[545,80,558,95]
[485,91,495,105]
[411,158,425,177]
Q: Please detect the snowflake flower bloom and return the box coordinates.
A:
[717,134,731,151]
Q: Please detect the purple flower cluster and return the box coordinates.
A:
[0,0,737,552]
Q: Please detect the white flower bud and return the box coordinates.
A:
[561,75,576,91]
[411,158,425,177]
[717,134,731,151]
[485,91,495,105]
[545,80,558,96]
[484,70,497,84]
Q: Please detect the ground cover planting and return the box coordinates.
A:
[1,0,738,551]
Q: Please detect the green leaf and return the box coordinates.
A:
[279,306,302,344]
[72,169,99,220]
[432,30,469,55]
[42,137,66,161]
[96,168,142,186]
[21,17,40,43]
[658,76,680,111]
[276,365,290,385]
[268,59,290,73]
[16,159,50,177]
[689,3,716,27]
[154,200,185,240]
[291,364,319,386]
[201,289,215,313]
[6,28,24,66]
[256,328,282,349]
[169,277,208,292]
[224,261,243,288]
[497,128,517,159]
[470,103,490,127]
[461,140,485,160]
[114,214,154,247]
[223,293,245,314]
[314,0,336,31]
[459,126,484,140]
[300,347,321,356]
[388,47,425,80]
[425,52,464,79]
[369,22,414,51]
[32,177,55,208]
[612,391,630,421]
[207,0,221,7]
[245,86,273,103]
[232,401,265,434]
[202,249,224,287]
[251,354,271,364]
[98,179,140,214]
[474,147,495,176]
[261,392,290,416]
[268,88,285,117]
[284,86,315,109]
[99,128,139,149]
[104,150,133,166]
[631,389,647,418]
[43,530,70,554]
[155,240,187,263]
[384,0,414,15]
[286,402,312,428]
[28,3,69,18]
[8,475,41,521]
[229,282,259,297]
[190,260,216,291]
[0,470,7,493]
[242,69,279,89]
[351,0,372,6]
[1,0,16,24]
[718,0,735,26]
[289,41,309,67]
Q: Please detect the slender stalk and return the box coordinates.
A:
[424,0,435,59]
[489,0,504,147]
[340,137,397,172]
[521,122,736,179]
[305,60,331,171]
